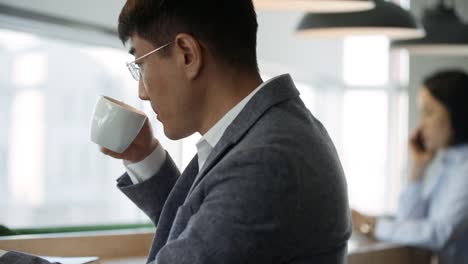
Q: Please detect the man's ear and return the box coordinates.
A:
[174,33,203,80]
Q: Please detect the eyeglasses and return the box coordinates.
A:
[126,41,173,81]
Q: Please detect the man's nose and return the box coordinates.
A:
[138,80,150,101]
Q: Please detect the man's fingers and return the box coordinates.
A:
[100,147,124,159]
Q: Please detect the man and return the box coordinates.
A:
[0,0,351,263]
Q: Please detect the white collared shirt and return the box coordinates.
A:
[124,76,279,184]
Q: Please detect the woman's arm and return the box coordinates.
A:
[375,170,468,250]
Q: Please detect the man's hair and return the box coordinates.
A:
[423,69,468,146]
[118,0,259,72]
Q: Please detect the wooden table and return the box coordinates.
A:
[0,231,432,264]
[348,235,432,264]
[101,257,146,264]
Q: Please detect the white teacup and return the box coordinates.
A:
[90,95,147,153]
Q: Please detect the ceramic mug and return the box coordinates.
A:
[90,95,147,153]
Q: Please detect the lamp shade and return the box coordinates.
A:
[296,0,425,39]
[392,4,468,55]
[253,0,375,13]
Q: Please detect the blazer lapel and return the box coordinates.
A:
[148,154,199,261]
[188,74,300,194]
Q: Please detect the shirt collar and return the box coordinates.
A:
[195,76,281,169]
[440,143,468,164]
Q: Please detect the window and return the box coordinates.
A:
[343,36,389,86]
[342,36,409,215]
[0,28,192,229]
[342,90,408,214]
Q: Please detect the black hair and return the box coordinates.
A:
[423,69,468,146]
[118,0,259,72]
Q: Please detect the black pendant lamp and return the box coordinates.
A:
[253,0,375,13]
[392,0,468,55]
[296,0,425,39]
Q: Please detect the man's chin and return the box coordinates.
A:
[163,126,196,141]
[163,127,184,140]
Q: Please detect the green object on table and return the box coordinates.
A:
[0,225,15,236]
[0,223,153,237]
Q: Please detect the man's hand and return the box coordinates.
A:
[101,118,160,163]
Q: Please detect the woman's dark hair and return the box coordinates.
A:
[423,69,468,146]
[118,0,259,72]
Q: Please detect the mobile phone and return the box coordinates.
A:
[415,131,426,151]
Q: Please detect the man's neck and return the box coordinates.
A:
[198,71,262,135]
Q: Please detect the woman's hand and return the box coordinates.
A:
[100,118,160,163]
[352,209,377,237]
[409,127,435,182]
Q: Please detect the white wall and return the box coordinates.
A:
[256,10,343,83]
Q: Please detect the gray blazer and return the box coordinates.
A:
[0,74,351,264]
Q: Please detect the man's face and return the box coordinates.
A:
[130,34,201,140]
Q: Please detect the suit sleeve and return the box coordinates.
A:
[0,251,57,264]
[154,148,298,264]
[118,152,180,225]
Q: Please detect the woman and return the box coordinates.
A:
[352,69,468,264]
